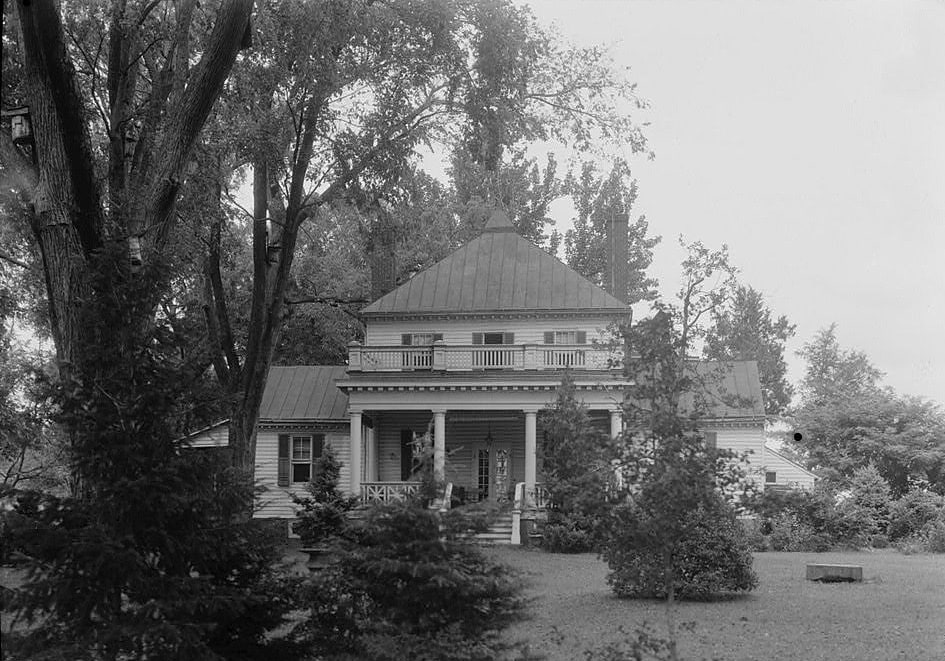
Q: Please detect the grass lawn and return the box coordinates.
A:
[489,547,945,661]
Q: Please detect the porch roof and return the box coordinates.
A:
[678,360,766,420]
[259,366,349,421]
[361,210,629,317]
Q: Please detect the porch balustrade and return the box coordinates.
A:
[360,481,421,504]
[348,342,620,373]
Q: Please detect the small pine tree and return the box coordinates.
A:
[292,449,358,548]
[840,463,892,545]
[539,373,615,552]
[297,500,526,660]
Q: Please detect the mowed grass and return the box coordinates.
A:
[488,547,945,661]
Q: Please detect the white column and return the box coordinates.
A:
[350,410,363,496]
[524,409,537,504]
[433,409,446,482]
[610,409,623,439]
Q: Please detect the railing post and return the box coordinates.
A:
[523,344,537,370]
[348,341,363,371]
[432,339,446,371]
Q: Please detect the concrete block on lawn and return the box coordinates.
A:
[806,563,863,582]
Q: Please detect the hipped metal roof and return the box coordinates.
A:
[362,210,630,316]
[258,366,349,421]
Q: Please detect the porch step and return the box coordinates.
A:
[473,514,514,545]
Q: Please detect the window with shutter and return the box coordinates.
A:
[543,331,554,344]
[288,434,323,483]
[472,332,483,345]
[277,434,290,486]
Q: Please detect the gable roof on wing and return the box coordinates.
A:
[361,210,629,317]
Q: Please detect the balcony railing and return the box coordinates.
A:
[348,342,621,373]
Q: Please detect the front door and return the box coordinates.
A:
[474,443,512,503]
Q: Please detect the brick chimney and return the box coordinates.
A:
[605,212,630,304]
[369,205,398,302]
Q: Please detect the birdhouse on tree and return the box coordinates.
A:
[2,107,34,146]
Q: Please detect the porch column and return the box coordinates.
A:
[610,409,623,439]
[350,410,363,496]
[432,409,446,482]
[524,408,538,505]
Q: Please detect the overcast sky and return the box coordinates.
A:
[521,0,945,406]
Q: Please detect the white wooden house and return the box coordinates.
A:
[188,211,768,541]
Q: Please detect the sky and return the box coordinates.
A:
[518,0,945,406]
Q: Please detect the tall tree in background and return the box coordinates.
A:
[704,285,796,415]
[675,238,738,356]
[564,160,660,304]
[796,324,882,404]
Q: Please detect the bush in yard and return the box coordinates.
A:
[886,488,945,540]
[541,520,594,553]
[605,494,757,600]
[292,449,358,547]
[295,500,526,660]
[922,514,945,553]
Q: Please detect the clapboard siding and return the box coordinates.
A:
[762,446,816,490]
[704,426,764,463]
[254,427,350,519]
[365,317,619,346]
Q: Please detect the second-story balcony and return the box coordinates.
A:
[347,341,622,373]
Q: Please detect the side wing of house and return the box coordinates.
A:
[694,361,768,483]
[183,420,229,448]
[762,444,817,491]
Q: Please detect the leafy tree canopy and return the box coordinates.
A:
[704,285,796,415]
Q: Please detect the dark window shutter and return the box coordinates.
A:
[704,431,717,450]
[472,333,483,345]
[433,333,443,342]
[543,331,554,344]
[277,434,290,486]
[311,434,324,475]
[400,429,414,481]
[503,332,514,344]
[401,333,412,345]
[576,331,587,344]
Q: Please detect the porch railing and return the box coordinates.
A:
[360,481,421,504]
[348,342,621,373]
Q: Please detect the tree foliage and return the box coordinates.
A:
[564,160,661,304]
[603,311,757,620]
[791,325,945,495]
[538,373,615,552]
[2,249,303,660]
[296,500,525,661]
[704,285,796,414]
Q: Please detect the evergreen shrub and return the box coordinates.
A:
[296,500,525,660]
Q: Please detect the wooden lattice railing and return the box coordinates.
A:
[360,481,421,504]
